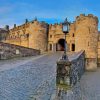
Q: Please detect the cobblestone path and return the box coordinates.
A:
[0,52,100,100]
[80,68,100,100]
[0,52,62,100]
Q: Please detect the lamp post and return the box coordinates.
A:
[56,18,71,97]
[62,18,70,60]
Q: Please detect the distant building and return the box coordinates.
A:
[0,25,9,41]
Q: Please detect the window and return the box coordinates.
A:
[50,35,52,38]
[72,33,74,37]
[49,44,52,50]
[26,34,29,38]
[72,44,75,51]
[88,42,89,46]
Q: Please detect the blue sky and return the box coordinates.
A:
[0,0,100,29]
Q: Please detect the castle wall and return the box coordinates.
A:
[97,33,100,66]
[4,20,48,53]
[98,42,100,65]
[48,24,64,52]
[68,23,76,51]
[28,21,48,52]
[48,23,76,52]
[75,14,98,70]
[3,14,100,70]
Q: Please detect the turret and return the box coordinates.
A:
[25,19,28,23]
[75,14,99,71]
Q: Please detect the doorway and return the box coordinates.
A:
[56,39,65,51]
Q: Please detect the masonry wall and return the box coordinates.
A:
[48,23,76,52]
[75,14,98,71]
[56,50,85,90]
[98,40,100,66]
[4,20,48,53]
[0,42,40,59]
[70,51,85,85]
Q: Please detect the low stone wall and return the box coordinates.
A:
[56,50,85,91]
[69,51,85,86]
[0,42,40,59]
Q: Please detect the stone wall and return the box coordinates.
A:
[0,42,40,59]
[75,14,98,71]
[69,51,85,86]
[4,20,48,53]
[56,50,85,91]
[98,39,100,66]
[48,23,75,52]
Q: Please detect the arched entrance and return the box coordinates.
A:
[56,39,65,51]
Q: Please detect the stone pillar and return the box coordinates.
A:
[56,60,71,91]
[52,43,56,52]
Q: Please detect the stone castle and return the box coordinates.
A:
[1,14,100,71]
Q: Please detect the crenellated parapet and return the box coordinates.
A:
[49,23,62,33]
[49,23,62,29]
[75,14,98,25]
[5,19,49,52]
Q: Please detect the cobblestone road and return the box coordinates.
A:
[80,68,100,100]
[0,52,62,100]
[0,52,100,100]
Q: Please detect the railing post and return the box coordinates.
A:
[56,59,71,91]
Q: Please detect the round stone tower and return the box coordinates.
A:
[75,14,99,71]
[29,20,48,53]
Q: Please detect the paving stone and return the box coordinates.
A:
[0,52,100,100]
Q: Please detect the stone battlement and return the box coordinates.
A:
[76,14,98,23]
[10,20,48,32]
[49,23,62,27]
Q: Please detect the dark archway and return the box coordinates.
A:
[57,39,65,51]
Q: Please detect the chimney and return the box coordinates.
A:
[5,25,9,30]
[14,24,16,28]
[25,19,28,23]
[34,17,37,21]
